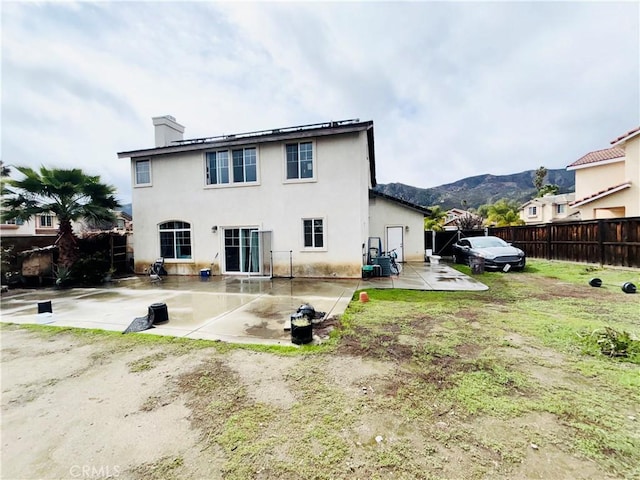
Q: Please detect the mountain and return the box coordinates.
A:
[118,203,132,216]
[374,168,575,210]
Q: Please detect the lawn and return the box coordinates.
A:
[2,259,639,480]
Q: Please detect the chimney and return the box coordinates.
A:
[152,115,185,147]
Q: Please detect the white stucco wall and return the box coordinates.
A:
[131,131,372,278]
[368,196,426,262]
[572,135,639,220]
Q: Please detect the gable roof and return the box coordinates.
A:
[521,193,575,209]
[610,126,640,146]
[369,190,431,215]
[569,181,632,208]
[118,119,377,186]
[567,147,625,170]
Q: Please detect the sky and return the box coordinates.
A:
[2,1,639,204]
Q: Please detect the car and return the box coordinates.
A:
[452,236,526,271]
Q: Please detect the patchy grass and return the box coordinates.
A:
[4,259,639,479]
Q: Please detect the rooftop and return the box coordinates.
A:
[567,147,624,169]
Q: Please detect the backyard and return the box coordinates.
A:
[1,260,639,479]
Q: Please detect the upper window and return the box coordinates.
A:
[135,159,151,186]
[556,204,566,214]
[303,218,324,249]
[286,142,314,180]
[206,151,230,185]
[232,148,257,183]
[159,221,192,260]
[2,218,23,225]
[206,148,257,185]
[39,215,53,228]
[528,206,537,216]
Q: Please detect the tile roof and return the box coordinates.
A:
[610,126,640,145]
[569,181,632,208]
[567,147,624,168]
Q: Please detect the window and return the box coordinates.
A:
[528,206,537,216]
[232,148,257,183]
[556,204,566,214]
[286,142,313,180]
[39,215,53,228]
[3,218,23,225]
[135,160,151,185]
[159,221,192,259]
[303,218,324,248]
[206,151,229,185]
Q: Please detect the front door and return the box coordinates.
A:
[224,227,260,273]
[386,226,404,262]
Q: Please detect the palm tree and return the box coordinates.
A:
[424,205,447,231]
[1,166,120,269]
[484,198,524,227]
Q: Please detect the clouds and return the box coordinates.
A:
[2,1,638,203]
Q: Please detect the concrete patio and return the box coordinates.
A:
[0,262,486,345]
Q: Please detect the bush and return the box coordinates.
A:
[71,252,111,286]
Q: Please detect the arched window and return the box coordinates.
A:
[159,221,192,259]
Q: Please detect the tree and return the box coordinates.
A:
[1,166,120,270]
[533,166,548,192]
[455,213,484,230]
[483,198,524,227]
[424,205,447,231]
[533,166,559,198]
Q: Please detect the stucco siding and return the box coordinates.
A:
[574,161,625,199]
[131,131,370,277]
[369,196,425,262]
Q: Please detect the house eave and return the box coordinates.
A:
[566,156,625,171]
[117,121,374,159]
[370,190,430,215]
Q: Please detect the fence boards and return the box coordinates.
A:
[489,217,640,268]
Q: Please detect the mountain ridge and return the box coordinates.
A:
[375,168,575,211]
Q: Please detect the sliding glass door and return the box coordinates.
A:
[224,227,260,273]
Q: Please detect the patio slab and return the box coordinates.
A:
[0,262,486,345]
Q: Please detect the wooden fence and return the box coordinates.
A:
[425,217,640,268]
[489,217,640,268]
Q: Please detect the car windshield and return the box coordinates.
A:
[469,237,508,248]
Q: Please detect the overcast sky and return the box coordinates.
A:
[2,1,639,204]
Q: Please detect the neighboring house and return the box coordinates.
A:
[519,193,577,224]
[567,127,640,220]
[442,208,482,230]
[0,213,59,237]
[118,116,428,278]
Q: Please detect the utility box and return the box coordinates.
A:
[470,256,485,274]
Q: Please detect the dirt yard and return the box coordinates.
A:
[0,328,630,480]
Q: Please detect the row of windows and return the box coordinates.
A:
[2,215,54,227]
[527,204,567,217]
[157,218,325,260]
[135,141,314,187]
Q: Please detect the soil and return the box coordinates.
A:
[1,323,623,480]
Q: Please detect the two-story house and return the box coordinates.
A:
[118,116,428,278]
[567,127,640,220]
[0,213,59,237]
[519,193,577,224]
